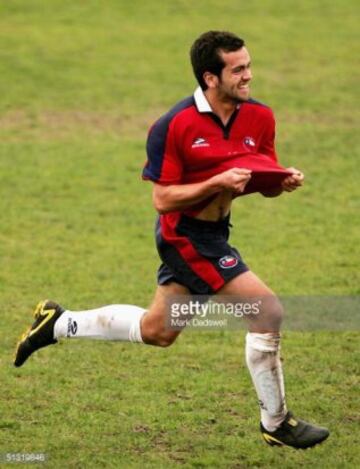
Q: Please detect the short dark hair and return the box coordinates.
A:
[190,31,245,90]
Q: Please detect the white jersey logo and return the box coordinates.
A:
[192,137,210,148]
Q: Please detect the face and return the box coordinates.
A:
[206,47,252,102]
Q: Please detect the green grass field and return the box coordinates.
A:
[0,1,359,467]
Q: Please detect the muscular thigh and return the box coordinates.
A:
[141,282,190,345]
[217,270,283,332]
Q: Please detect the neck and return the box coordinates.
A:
[204,89,238,126]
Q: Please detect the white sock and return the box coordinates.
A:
[53,305,146,343]
[246,332,287,432]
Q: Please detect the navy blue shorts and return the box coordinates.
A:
[156,213,249,295]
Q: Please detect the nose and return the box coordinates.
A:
[243,68,252,82]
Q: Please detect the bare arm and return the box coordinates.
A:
[153,168,252,214]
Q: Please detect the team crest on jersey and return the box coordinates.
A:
[219,255,238,269]
[192,137,210,148]
[243,136,256,148]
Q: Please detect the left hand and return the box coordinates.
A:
[281,167,304,192]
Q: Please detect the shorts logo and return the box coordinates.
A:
[192,137,210,148]
[67,318,78,337]
[243,136,256,148]
[219,255,238,269]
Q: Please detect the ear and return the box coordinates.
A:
[203,71,219,89]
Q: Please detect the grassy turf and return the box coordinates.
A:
[0,1,359,467]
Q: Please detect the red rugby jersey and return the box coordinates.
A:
[142,87,289,214]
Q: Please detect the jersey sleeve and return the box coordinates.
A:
[142,115,183,185]
[258,109,278,162]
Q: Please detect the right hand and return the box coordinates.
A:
[213,168,252,194]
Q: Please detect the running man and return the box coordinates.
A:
[14,31,329,449]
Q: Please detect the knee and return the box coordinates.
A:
[268,297,284,326]
[265,297,284,330]
[251,296,284,331]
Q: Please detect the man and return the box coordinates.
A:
[14,31,329,449]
